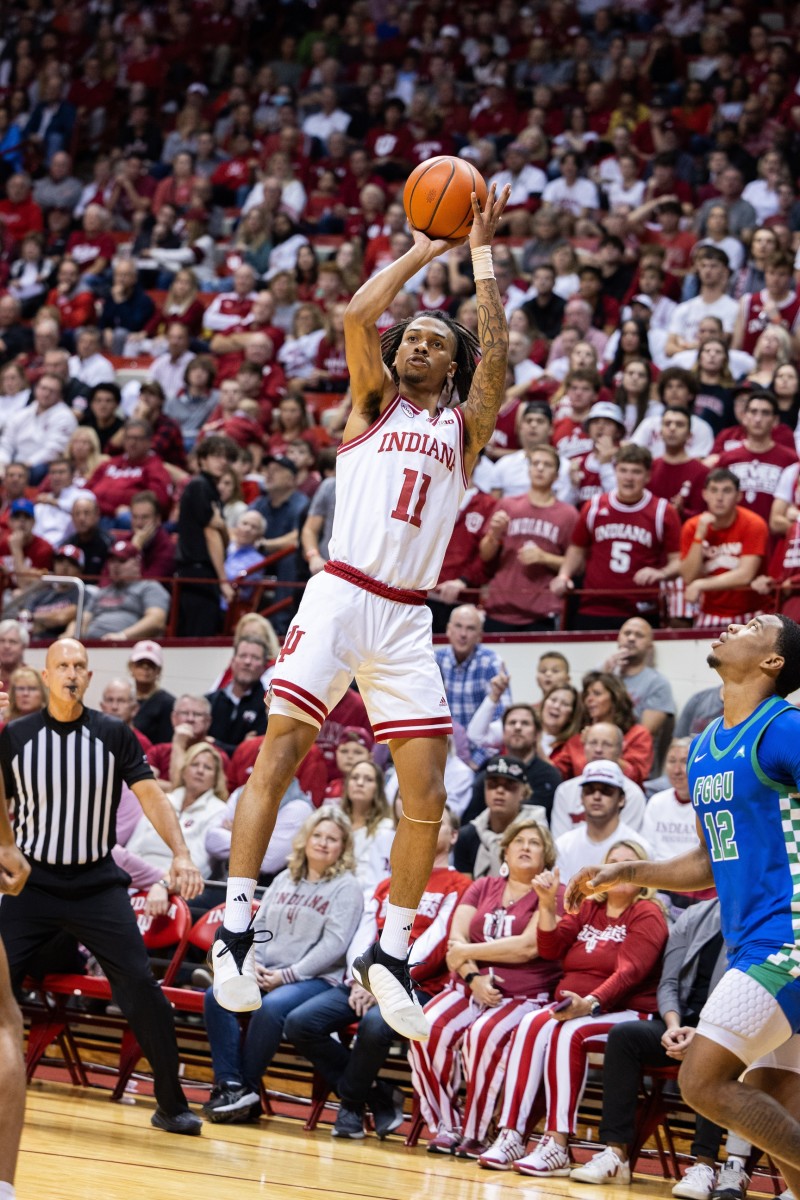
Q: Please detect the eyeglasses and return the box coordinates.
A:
[581,784,619,797]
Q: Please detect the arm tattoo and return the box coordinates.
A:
[466,279,508,451]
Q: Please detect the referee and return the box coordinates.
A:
[0,638,204,1136]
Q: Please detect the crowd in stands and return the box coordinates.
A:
[5,607,766,1196]
[0,0,798,636]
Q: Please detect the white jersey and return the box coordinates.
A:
[329,394,468,590]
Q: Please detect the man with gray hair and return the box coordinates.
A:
[147,694,231,791]
[550,722,646,839]
[435,603,511,763]
[100,677,152,753]
[0,618,28,691]
[0,373,77,483]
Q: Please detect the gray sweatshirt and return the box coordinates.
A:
[254,868,364,985]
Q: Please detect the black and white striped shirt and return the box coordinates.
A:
[0,708,154,868]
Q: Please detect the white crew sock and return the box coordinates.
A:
[224,877,257,932]
[379,903,417,959]
[0,1181,16,1199]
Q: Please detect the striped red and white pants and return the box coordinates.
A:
[498,1007,646,1136]
[408,984,547,1141]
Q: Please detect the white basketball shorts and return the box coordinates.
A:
[269,567,453,742]
[696,968,800,1075]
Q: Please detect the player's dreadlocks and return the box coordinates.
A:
[380,311,481,406]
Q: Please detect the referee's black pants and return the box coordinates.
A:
[600,1017,724,1160]
[0,857,189,1116]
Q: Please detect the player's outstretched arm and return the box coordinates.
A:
[462,184,512,477]
[343,233,465,424]
[564,842,714,913]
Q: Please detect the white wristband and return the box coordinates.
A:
[471,245,495,280]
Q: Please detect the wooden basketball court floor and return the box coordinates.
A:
[19,1079,686,1200]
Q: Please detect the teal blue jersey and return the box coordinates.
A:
[688,695,800,1029]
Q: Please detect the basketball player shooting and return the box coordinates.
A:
[212,182,511,1039]
[565,614,800,1193]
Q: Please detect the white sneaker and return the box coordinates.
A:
[352,942,429,1041]
[478,1128,526,1170]
[711,1161,750,1200]
[571,1147,632,1185]
[673,1162,717,1200]
[210,926,261,1012]
[514,1135,571,1177]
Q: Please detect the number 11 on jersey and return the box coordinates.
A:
[391,469,432,529]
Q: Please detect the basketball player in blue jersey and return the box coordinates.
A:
[567,613,800,1192]
[211,183,512,1040]
[0,711,29,1200]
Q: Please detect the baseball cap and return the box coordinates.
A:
[484,754,528,783]
[108,539,141,561]
[584,402,625,431]
[578,759,626,790]
[630,293,654,310]
[10,498,34,517]
[55,543,85,568]
[187,82,209,96]
[337,726,374,749]
[264,454,298,475]
[130,639,163,668]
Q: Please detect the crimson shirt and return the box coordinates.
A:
[537,897,667,1013]
[649,458,709,523]
[86,453,173,517]
[485,495,578,624]
[717,443,797,525]
[437,490,497,588]
[571,489,682,617]
[460,875,563,1000]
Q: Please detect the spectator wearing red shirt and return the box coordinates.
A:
[634,199,697,277]
[45,258,96,331]
[203,264,258,333]
[365,98,415,182]
[124,490,176,581]
[85,419,174,521]
[429,488,497,633]
[65,203,116,281]
[680,468,768,627]
[481,446,579,633]
[731,253,800,357]
[0,498,54,590]
[147,694,232,792]
[131,382,188,474]
[552,445,682,629]
[470,83,521,142]
[0,174,44,245]
[106,154,156,230]
[649,408,709,523]
[717,392,797,527]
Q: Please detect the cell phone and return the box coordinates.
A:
[552,997,572,1012]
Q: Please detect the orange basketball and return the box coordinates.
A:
[403,156,488,240]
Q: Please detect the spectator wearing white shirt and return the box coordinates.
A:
[550,724,646,840]
[664,247,739,359]
[488,142,546,235]
[740,151,785,225]
[149,323,195,401]
[641,738,701,862]
[203,264,258,332]
[554,760,650,881]
[507,330,544,390]
[301,86,351,150]
[541,152,600,218]
[604,152,645,209]
[32,458,83,545]
[0,372,77,483]
[340,760,396,898]
[489,403,553,498]
[67,325,116,391]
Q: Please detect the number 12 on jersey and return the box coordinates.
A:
[703,809,739,861]
[391,468,431,529]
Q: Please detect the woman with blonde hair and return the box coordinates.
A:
[340,761,395,896]
[126,741,229,882]
[480,839,667,1172]
[745,326,792,389]
[67,425,107,486]
[202,805,364,1123]
[2,666,46,724]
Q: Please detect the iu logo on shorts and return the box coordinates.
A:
[277,625,306,663]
